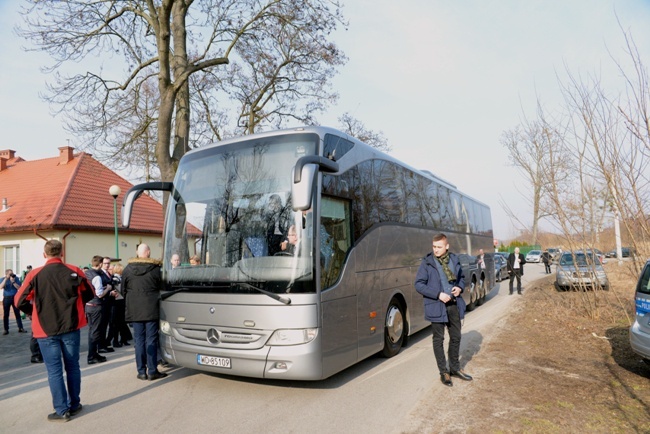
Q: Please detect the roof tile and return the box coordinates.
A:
[0,149,163,234]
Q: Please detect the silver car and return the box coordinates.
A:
[525,250,542,263]
[630,260,650,363]
[555,251,609,290]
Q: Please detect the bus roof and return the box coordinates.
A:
[183,126,489,209]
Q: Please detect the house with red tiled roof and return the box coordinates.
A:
[0,146,164,271]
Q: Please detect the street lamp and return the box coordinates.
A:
[109,185,122,260]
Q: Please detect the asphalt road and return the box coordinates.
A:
[0,263,548,434]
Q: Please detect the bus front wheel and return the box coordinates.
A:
[382,299,405,358]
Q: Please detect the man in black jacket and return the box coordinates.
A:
[122,243,167,381]
[507,247,527,295]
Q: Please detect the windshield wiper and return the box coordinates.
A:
[161,287,191,300]
[239,282,291,305]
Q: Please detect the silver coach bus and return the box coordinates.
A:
[121,126,495,380]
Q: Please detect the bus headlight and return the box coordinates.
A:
[267,328,318,346]
[160,320,172,336]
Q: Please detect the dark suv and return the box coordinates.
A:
[606,247,635,258]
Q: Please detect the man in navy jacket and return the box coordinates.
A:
[415,233,473,387]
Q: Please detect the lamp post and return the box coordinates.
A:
[109,185,122,260]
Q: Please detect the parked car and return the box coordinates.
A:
[494,252,509,261]
[525,250,542,263]
[583,248,606,264]
[630,259,650,363]
[605,247,635,258]
[555,251,609,291]
[494,255,508,282]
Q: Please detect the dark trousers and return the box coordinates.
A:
[3,295,24,332]
[85,304,103,360]
[99,300,113,349]
[544,263,551,273]
[431,304,462,375]
[132,321,160,376]
[509,270,522,293]
[31,334,42,358]
[108,299,132,345]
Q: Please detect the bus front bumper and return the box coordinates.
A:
[160,333,324,380]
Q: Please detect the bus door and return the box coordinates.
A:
[319,196,357,377]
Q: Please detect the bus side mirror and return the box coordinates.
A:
[121,182,173,228]
[291,164,316,211]
[291,156,339,211]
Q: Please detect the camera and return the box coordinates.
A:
[9,273,16,279]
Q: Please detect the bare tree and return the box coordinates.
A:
[500,109,570,245]
[17,0,347,184]
[337,113,391,152]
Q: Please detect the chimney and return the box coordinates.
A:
[59,146,75,164]
[0,158,6,172]
[0,149,16,160]
[1,198,7,212]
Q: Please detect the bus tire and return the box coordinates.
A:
[382,298,405,358]
[466,279,477,311]
[476,277,486,306]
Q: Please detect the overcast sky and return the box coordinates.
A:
[1,1,649,241]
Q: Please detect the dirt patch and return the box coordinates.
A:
[403,263,650,433]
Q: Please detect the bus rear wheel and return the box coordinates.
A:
[476,278,486,306]
[382,299,405,358]
[466,280,477,311]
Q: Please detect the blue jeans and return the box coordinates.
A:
[38,330,82,416]
[132,321,159,375]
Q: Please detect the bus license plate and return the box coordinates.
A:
[197,354,231,369]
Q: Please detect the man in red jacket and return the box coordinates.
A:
[15,239,94,422]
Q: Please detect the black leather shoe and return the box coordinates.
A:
[98,347,115,353]
[137,374,148,380]
[113,342,123,348]
[48,411,71,422]
[31,356,44,363]
[148,371,168,381]
[451,370,473,381]
[70,404,83,416]
[87,355,108,365]
[121,341,131,346]
[18,328,26,333]
[440,373,453,387]
[518,291,522,295]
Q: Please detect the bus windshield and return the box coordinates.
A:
[163,133,319,295]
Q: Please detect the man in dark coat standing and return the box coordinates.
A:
[507,247,527,295]
[122,243,167,381]
[415,233,473,387]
